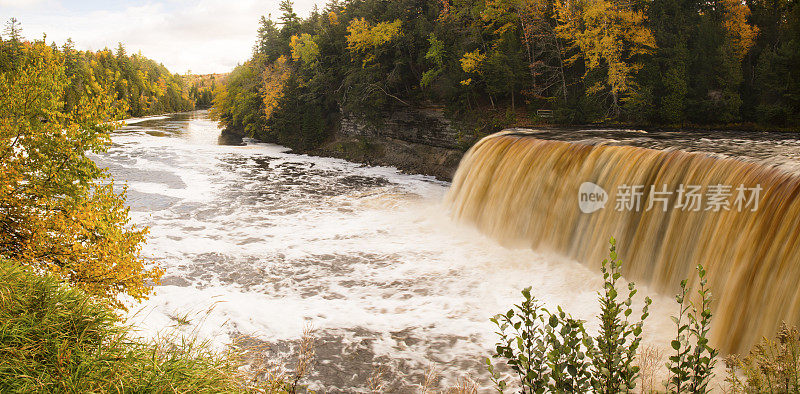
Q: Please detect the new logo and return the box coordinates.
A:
[579,182,608,213]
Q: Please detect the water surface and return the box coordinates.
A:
[97,111,683,392]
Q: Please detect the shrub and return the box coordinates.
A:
[486,287,592,393]
[725,323,800,393]
[588,237,651,393]
[487,237,650,393]
[666,264,718,393]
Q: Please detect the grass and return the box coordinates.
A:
[725,323,800,393]
[0,260,248,393]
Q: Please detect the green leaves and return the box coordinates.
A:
[488,237,650,393]
[488,285,594,393]
[589,237,649,394]
[487,242,725,394]
[666,264,718,394]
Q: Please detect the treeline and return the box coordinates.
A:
[186,73,226,109]
[213,0,800,150]
[0,18,204,119]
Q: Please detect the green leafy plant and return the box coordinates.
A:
[587,237,652,393]
[666,264,718,393]
[667,278,692,392]
[487,286,551,393]
[487,237,650,393]
[547,306,593,392]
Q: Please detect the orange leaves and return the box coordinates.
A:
[722,0,759,59]
[327,11,339,25]
[261,56,292,120]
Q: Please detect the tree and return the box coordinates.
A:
[742,0,799,125]
[556,0,656,117]
[279,0,302,41]
[3,18,24,71]
[115,42,126,58]
[0,39,159,306]
[290,33,320,69]
[345,18,403,64]
[210,61,265,137]
[421,33,446,88]
[261,56,292,119]
[255,16,288,62]
[641,0,694,123]
[721,0,758,60]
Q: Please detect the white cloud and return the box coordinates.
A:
[0,0,45,7]
[1,0,325,74]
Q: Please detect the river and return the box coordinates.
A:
[95,110,682,392]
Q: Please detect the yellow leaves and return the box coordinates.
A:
[327,11,339,25]
[290,33,320,68]
[346,18,402,65]
[722,0,759,59]
[480,0,522,35]
[460,50,486,74]
[261,56,292,120]
[1,40,159,308]
[0,178,156,307]
[555,0,655,95]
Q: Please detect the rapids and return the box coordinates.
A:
[96,111,800,390]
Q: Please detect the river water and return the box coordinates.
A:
[96,111,683,392]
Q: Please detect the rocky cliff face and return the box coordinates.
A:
[222,107,471,181]
[338,107,462,150]
[317,107,468,181]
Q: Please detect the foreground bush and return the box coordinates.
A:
[487,238,720,393]
[726,323,800,393]
[486,238,651,393]
[0,261,244,393]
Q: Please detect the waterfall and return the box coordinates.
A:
[446,131,800,354]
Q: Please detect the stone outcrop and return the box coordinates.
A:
[317,107,468,181]
[338,107,462,150]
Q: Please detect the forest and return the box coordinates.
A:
[0,18,211,119]
[212,0,800,150]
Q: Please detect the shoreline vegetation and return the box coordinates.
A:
[210,0,800,156]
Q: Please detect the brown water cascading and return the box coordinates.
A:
[445,131,800,354]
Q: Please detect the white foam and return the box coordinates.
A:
[106,113,678,389]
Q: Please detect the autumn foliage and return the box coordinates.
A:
[0,36,160,306]
[212,0,800,150]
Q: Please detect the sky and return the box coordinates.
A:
[0,0,324,74]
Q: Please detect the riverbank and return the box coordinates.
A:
[219,106,474,181]
[219,107,800,183]
[310,135,463,181]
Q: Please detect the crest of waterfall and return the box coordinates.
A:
[446,131,800,354]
